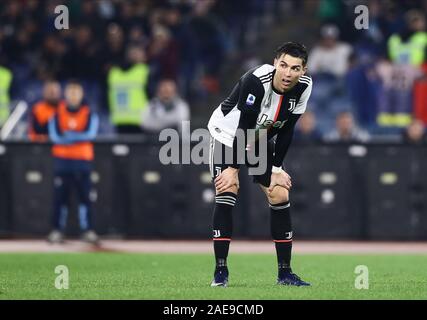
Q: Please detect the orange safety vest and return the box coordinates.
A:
[52,102,94,161]
[28,101,57,142]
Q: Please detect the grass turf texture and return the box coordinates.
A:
[0,253,426,299]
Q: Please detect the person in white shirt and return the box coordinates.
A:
[141,79,190,135]
[307,24,352,78]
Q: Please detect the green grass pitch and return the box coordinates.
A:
[0,253,426,299]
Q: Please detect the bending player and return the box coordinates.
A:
[207,42,312,287]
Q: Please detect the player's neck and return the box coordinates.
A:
[272,81,289,95]
[272,77,294,95]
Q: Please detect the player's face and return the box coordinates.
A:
[273,54,306,93]
[65,84,84,108]
[43,82,61,104]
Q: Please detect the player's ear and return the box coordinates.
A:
[301,66,307,76]
[273,58,278,67]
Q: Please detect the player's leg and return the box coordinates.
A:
[75,167,99,244]
[209,136,238,287]
[259,184,310,286]
[49,170,71,243]
[252,139,309,286]
[259,184,292,270]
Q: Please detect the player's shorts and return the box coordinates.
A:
[208,135,274,188]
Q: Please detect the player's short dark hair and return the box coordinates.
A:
[275,42,308,66]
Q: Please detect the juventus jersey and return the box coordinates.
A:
[207,64,312,167]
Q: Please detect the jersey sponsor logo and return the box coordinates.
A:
[246,94,256,106]
[257,113,288,129]
[288,98,297,112]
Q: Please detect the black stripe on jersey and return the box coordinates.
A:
[261,77,272,84]
[299,77,312,83]
[298,78,311,85]
[259,72,273,82]
[259,71,273,78]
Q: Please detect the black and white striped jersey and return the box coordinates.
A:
[207,64,312,168]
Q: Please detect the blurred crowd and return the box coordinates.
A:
[0,0,426,143]
[0,0,277,135]
[297,0,427,143]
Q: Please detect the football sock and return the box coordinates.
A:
[212,192,236,268]
[270,201,293,273]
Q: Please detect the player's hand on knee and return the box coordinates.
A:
[215,167,239,193]
[268,171,292,193]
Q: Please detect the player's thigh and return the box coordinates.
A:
[209,136,239,195]
[251,138,274,187]
[258,184,289,204]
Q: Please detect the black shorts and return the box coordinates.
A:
[208,135,274,188]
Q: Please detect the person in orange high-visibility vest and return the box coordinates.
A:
[28,80,61,142]
[47,80,99,245]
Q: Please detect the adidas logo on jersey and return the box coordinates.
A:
[257,113,288,129]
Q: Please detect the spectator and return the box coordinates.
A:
[294,111,322,143]
[36,34,66,81]
[147,24,179,89]
[184,0,227,95]
[28,80,61,142]
[324,111,371,143]
[402,119,426,144]
[47,80,99,244]
[388,10,427,66]
[107,44,150,134]
[307,24,353,78]
[375,58,422,128]
[0,63,12,128]
[62,24,100,80]
[100,23,126,74]
[345,53,379,129]
[141,79,190,134]
[376,9,427,129]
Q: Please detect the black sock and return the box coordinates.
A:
[270,201,293,273]
[212,192,236,269]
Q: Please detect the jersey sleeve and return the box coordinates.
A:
[236,73,264,116]
[230,74,265,169]
[292,78,312,114]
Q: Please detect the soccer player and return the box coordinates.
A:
[207,42,312,287]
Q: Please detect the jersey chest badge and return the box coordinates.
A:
[288,98,297,112]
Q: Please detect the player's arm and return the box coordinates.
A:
[269,80,312,192]
[272,113,301,169]
[230,73,265,169]
[48,115,72,145]
[215,74,264,193]
[64,112,99,142]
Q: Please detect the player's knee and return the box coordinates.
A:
[267,186,289,204]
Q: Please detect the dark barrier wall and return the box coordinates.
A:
[0,144,11,236]
[0,141,426,240]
